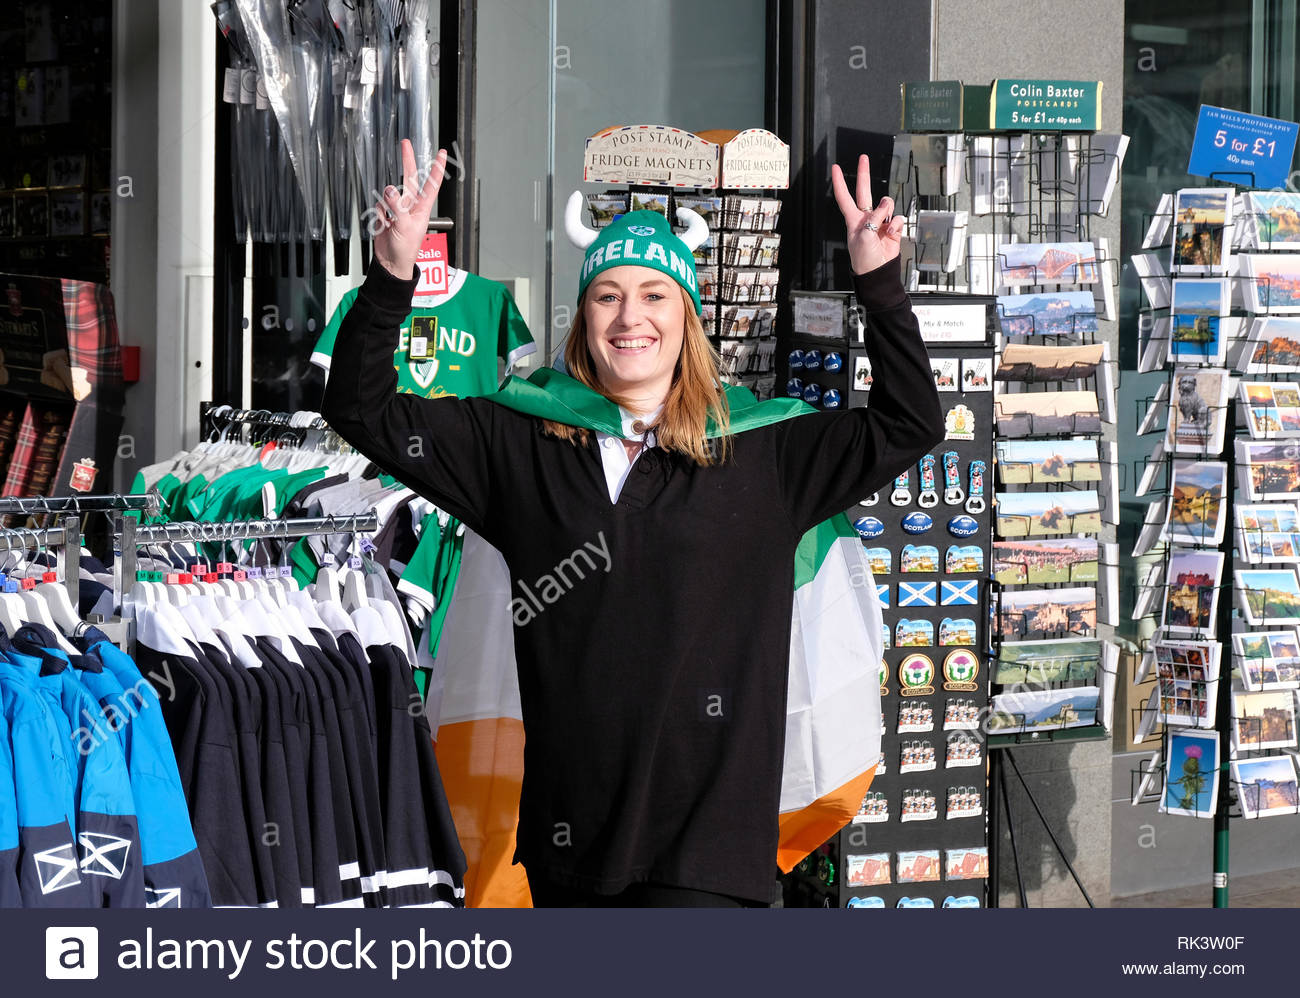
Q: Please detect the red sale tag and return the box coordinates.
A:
[414,232,450,298]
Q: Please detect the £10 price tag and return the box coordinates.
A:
[414,231,450,298]
[1188,104,1300,190]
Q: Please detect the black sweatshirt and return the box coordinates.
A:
[321,256,942,903]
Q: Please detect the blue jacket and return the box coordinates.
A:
[0,711,22,907]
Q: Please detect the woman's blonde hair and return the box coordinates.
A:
[542,285,732,465]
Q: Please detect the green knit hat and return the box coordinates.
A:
[567,194,708,315]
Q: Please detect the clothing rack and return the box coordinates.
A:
[0,521,80,609]
[0,492,160,517]
[199,403,332,442]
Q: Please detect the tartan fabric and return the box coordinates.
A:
[0,400,22,479]
[26,405,70,499]
[62,276,124,409]
[1,403,39,524]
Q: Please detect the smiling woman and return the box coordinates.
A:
[321,140,943,908]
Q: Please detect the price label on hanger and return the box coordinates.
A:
[41,572,56,584]
[414,232,450,298]
[247,567,263,580]
[232,570,247,582]
[278,566,292,579]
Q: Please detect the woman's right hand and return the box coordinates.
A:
[372,139,448,280]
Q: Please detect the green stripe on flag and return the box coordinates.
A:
[794,513,859,589]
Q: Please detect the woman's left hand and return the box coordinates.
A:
[831,154,906,276]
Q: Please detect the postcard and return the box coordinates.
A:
[1168,279,1229,364]
[1232,630,1300,691]
[998,241,1100,288]
[1170,369,1227,454]
[992,637,1101,685]
[1142,192,1173,249]
[1235,502,1300,563]
[1153,638,1219,729]
[1243,316,1300,373]
[1231,690,1298,752]
[944,847,988,881]
[989,686,1101,734]
[996,342,1105,383]
[996,438,1101,484]
[991,538,1098,586]
[1236,439,1300,500]
[1236,568,1300,626]
[995,489,1102,537]
[1132,750,1163,805]
[1233,755,1299,818]
[997,587,1096,641]
[1161,460,1227,546]
[1171,188,1234,274]
[845,853,892,887]
[1243,191,1300,251]
[994,390,1101,436]
[1242,254,1300,314]
[997,291,1099,337]
[1161,549,1224,635]
[1162,729,1220,818]
[915,210,969,273]
[1138,381,1169,436]
[896,849,942,884]
[1240,380,1300,438]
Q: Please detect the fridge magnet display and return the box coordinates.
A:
[864,547,892,574]
[942,451,964,504]
[943,699,980,729]
[896,618,936,647]
[897,701,934,733]
[988,686,1102,734]
[1242,254,1300,314]
[901,511,934,535]
[1171,188,1234,273]
[995,342,1105,382]
[1231,690,1299,752]
[880,659,891,694]
[899,653,937,695]
[994,390,1101,436]
[629,191,670,216]
[942,650,980,691]
[1161,729,1220,818]
[944,847,989,881]
[1233,756,1300,819]
[1161,460,1228,546]
[1237,568,1300,626]
[1240,380,1300,437]
[896,850,942,884]
[944,404,976,441]
[967,460,987,514]
[945,544,983,572]
[946,735,982,768]
[943,895,981,908]
[1244,316,1300,373]
[997,290,1099,337]
[1168,279,1230,364]
[891,471,913,506]
[899,741,937,773]
[1231,630,1300,690]
[674,195,721,228]
[1161,549,1225,634]
[918,453,940,506]
[853,516,885,539]
[854,355,874,390]
[896,896,935,908]
[996,587,1096,641]
[845,853,892,887]
[1170,366,1227,452]
[940,580,979,605]
[992,637,1102,684]
[930,358,961,389]
[1237,439,1300,500]
[995,489,1102,537]
[961,357,992,390]
[899,581,937,607]
[1241,191,1300,250]
[901,544,939,573]
[854,792,890,823]
[876,584,891,608]
[846,896,886,907]
[996,439,1102,484]
[997,241,1100,287]
[586,193,629,226]
[1235,503,1300,562]
[938,617,976,646]
[992,538,1100,585]
[900,789,938,823]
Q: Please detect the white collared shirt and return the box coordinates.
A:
[595,405,664,503]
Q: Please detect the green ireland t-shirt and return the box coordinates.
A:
[313,268,536,400]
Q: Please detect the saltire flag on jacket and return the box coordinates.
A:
[427,368,883,906]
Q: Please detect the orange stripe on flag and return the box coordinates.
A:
[776,765,878,873]
[434,717,533,908]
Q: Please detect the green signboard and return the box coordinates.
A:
[900,81,965,132]
[990,79,1102,131]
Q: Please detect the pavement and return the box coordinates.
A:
[1112,866,1300,907]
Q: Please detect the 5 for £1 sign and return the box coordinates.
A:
[1188,105,1299,189]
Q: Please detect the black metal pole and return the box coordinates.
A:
[1212,404,1236,907]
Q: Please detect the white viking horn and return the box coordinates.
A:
[675,206,710,251]
[564,191,599,249]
